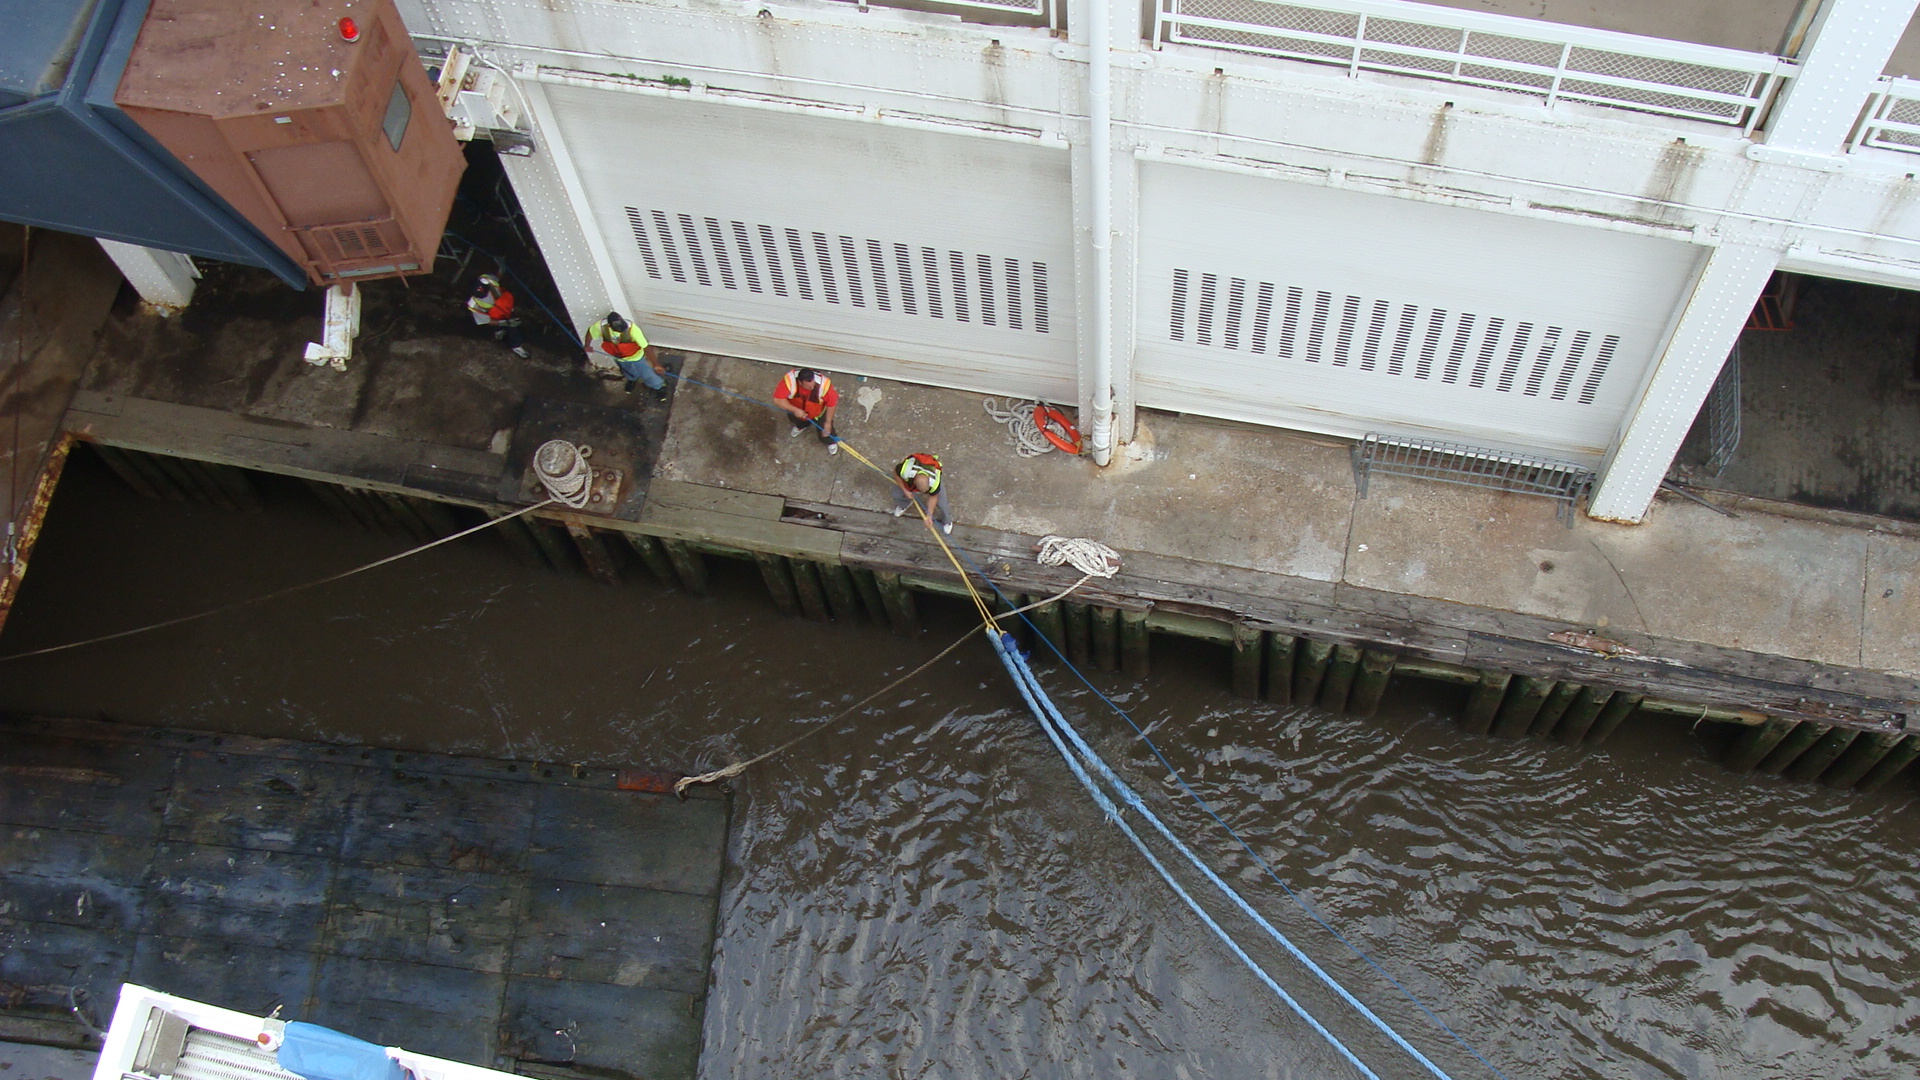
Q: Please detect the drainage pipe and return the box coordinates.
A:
[1085,0,1115,466]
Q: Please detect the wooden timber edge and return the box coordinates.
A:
[56,392,1917,734]
[787,501,1917,734]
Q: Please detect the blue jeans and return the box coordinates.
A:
[893,485,952,527]
[616,358,664,390]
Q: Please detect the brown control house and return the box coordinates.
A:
[114,0,464,286]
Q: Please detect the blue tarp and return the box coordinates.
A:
[277,1023,407,1080]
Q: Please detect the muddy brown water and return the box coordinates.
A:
[5,452,1919,1079]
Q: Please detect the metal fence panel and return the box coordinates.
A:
[1352,433,1593,524]
[1157,0,1788,129]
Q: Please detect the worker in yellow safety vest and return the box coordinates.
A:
[584,312,667,399]
[891,452,953,534]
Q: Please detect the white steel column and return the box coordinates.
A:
[1763,0,1920,154]
[1587,244,1778,522]
[509,73,623,336]
[97,240,197,314]
[1067,0,1142,463]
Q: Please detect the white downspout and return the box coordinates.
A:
[1086,0,1115,466]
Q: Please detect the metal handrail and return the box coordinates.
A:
[1155,0,1792,131]
[832,0,1056,30]
[1852,76,1920,154]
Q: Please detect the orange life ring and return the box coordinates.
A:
[1034,403,1082,455]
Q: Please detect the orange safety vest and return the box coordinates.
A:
[897,453,942,493]
[780,370,834,416]
[588,321,644,359]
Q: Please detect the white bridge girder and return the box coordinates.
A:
[402,0,1920,522]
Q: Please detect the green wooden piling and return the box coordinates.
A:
[198,461,264,512]
[660,538,708,595]
[486,510,549,568]
[849,566,888,624]
[1292,639,1334,706]
[790,559,832,622]
[1723,715,1795,772]
[403,495,462,538]
[523,516,577,572]
[376,491,437,542]
[1460,670,1511,735]
[1555,686,1614,745]
[1064,601,1094,668]
[151,453,221,508]
[565,524,622,586]
[1348,650,1395,718]
[1529,681,1582,738]
[304,478,370,529]
[1583,692,1643,745]
[994,592,1032,651]
[623,533,679,588]
[1231,625,1264,699]
[1030,602,1065,657]
[819,562,863,622]
[1821,729,1904,789]
[1264,634,1297,707]
[874,571,919,636]
[89,444,164,500]
[1757,721,1826,774]
[127,448,191,502]
[755,552,801,617]
[1091,607,1119,672]
[1492,676,1554,738]
[1319,643,1361,712]
[1784,727,1860,782]
[1855,734,1920,793]
[1120,608,1150,678]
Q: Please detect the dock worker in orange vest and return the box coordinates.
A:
[584,312,667,400]
[773,368,840,455]
[467,274,528,357]
[891,452,953,534]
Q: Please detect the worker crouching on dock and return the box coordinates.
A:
[774,367,840,455]
[892,452,953,534]
[467,274,528,358]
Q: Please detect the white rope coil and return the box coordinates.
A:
[1037,536,1121,578]
[983,397,1056,458]
[533,439,594,508]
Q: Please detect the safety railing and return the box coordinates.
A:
[1154,0,1791,131]
[1352,433,1593,525]
[1703,343,1741,478]
[1852,76,1920,154]
[832,0,1057,31]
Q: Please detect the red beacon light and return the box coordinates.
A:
[339,17,360,42]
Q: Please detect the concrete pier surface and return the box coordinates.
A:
[37,256,1920,732]
[659,353,1920,682]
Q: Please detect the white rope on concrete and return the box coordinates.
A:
[1037,535,1121,578]
[533,439,593,508]
[982,397,1056,457]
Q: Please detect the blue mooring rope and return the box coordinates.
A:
[428,249,1511,1075]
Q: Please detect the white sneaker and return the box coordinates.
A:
[941,521,953,535]
[891,506,906,517]
[827,442,840,455]
[790,426,802,438]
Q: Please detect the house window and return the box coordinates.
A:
[382,82,410,151]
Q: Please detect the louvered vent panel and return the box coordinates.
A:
[1166,267,1625,404]
[176,1031,302,1080]
[622,207,1052,335]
